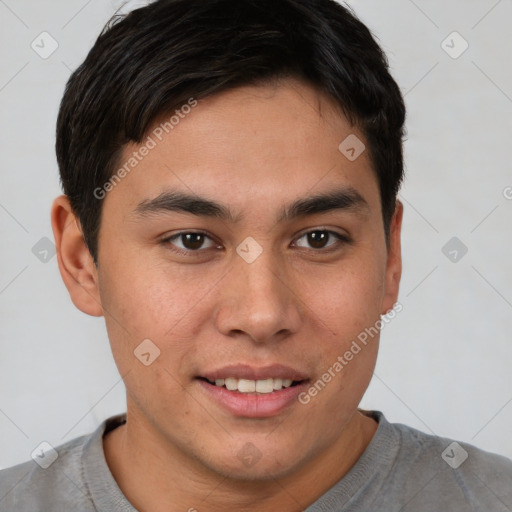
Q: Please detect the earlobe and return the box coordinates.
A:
[381,200,403,315]
[51,195,104,317]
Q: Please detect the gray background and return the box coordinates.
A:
[0,0,511,469]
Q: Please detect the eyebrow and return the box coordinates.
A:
[131,186,369,223]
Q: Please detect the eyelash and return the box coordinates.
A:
[160,228,351,257]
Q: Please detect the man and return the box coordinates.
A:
[1,0,511,510]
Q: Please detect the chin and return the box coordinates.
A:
[191,438,305,482]
[210,457,300,482]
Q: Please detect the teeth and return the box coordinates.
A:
[238,379,256,393]
[225,378,238,391]
[255,378,274,393]
[210,377,297,393]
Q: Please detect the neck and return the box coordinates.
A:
[103,409,378,512]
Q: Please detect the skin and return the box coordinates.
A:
[51,77,402,512]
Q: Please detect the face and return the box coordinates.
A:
[67,78,401,480]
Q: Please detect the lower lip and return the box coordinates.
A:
[197,379,309,418]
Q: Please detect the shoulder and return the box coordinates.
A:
[387,415,512,510]
[0,415,128,512]
[0,433,93,511]
[392,417,512,473]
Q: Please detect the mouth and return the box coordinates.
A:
[198,376,305,394]
[195,364,310,417]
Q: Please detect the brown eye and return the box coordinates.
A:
[295,229,347,250]
[164,231,218,253]
[307,231,329,249]
[181,233,206,250]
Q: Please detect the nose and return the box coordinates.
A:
[214,242,302,344]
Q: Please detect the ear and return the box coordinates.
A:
[381,200,403,315]
[51,195,103,317]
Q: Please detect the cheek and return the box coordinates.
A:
[295,250,384,410]
[300,253,385,339]
[96,254,215,384]
[97,267,195,416]
[300,267,381,430]
[98,251,203,335]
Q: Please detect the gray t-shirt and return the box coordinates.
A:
[1,410,511,511]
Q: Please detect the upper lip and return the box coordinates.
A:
[200,364,309,382]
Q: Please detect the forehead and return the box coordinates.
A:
[104,78,380,220]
